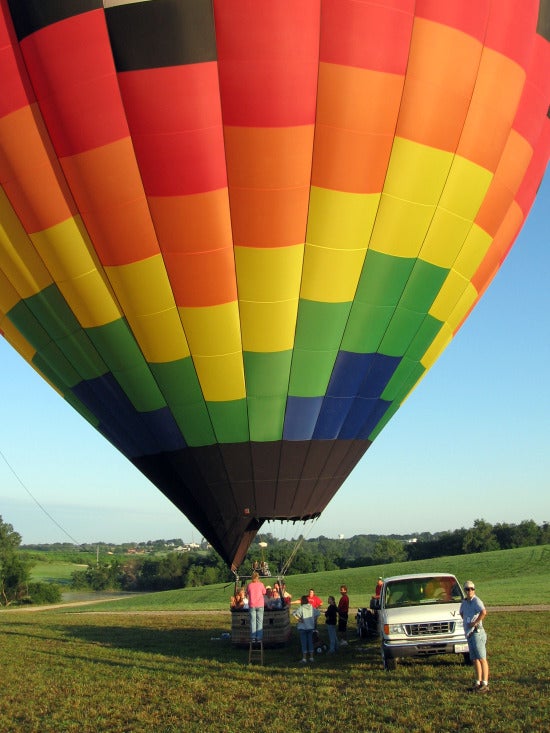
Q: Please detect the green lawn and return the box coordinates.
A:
[29,561,87,585]
[0,607,547,732]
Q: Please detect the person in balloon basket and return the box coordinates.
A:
[337,585,350,645]
[324,595,339,653]
[274,581,292,606]
[460,581,489,693]
[247,571,267,643]
[230,588,246,611]
[264,586,280,610]
[293,594,321,663]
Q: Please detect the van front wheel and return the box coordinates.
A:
[382,648,397,671]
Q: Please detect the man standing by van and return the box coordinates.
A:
[337,585,349,645]
[460,581,489,693]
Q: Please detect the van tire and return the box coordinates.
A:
[463,652,472,665]
[382,648,397,671]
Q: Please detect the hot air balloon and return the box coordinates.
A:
[0,0,548,569]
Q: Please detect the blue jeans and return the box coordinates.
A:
[249,606,264,641]
[299,628,314,655]
[327,624,338,652]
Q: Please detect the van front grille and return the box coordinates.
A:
[405,621,455,636]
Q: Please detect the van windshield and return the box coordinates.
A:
[384,576,463,608]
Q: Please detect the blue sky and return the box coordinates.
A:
[1,171,548,546]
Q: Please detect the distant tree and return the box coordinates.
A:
[202,566,219,585]
[0,516,31,606]
[540,522,550,545]
[119,558,140,590]
[494,520,543,549]
[186,565,202,587]
[373,538,406,564]
[492,522,516,549]
[25,582,62,605]
[462,519,499,554]
[406,528,467,561]
[70,559,123,591]
[515,520,542,548]
[348,535,376,563]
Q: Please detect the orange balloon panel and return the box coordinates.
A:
[0,0,548,568]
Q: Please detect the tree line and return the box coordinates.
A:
[55,518,550,594]
[1,515,548,604]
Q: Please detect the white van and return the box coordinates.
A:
[375,573,470,670]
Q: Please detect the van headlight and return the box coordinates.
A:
[384,623,406,635]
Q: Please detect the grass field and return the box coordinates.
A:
[1,546,548,732]
[29,561,87,585]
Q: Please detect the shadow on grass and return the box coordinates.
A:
[56,622,379,669]
[60,624,232,659]
[59,623,474,677]
[0,613,482,683]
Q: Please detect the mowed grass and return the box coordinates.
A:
[30,561,87,585]
[0,609,548,732]
[1,545,548,732]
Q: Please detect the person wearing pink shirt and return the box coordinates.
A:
[247,571,267,642]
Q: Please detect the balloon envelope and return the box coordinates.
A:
[0,0,548,568]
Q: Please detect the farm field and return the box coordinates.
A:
[1,546,548,732]
[29,561,87,585]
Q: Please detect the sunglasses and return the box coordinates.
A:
[464,587,475,591]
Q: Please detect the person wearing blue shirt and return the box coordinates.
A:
[293,595,320,663]
[460,581,489,693]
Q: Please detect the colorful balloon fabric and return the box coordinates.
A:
[0,0,548,568]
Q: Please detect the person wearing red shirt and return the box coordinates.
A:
[337,585,350,645]
[307,589,323,609]
[370,577,384,611]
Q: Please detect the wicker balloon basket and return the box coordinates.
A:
[231,607,292,647]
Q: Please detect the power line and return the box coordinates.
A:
[0,448,81,545]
